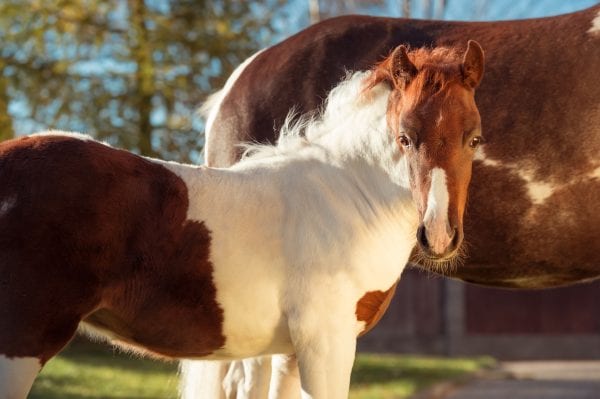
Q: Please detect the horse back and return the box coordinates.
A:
[211,7,599,158]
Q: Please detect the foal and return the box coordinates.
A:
[0,42,484,399]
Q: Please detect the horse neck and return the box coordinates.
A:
[230,71,415,228]
[276,76,415,229]
[305,73,410,189]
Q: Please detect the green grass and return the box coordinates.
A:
[30,341,494,399]
[349,354,494,399]
[30,342,179,399]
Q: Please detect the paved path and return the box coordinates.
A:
[441,361,600,399]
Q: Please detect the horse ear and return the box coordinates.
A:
[462,40,485,89]
[390,45,417,86]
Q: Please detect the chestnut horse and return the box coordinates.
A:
[0,43,483,399]
[187,5,600,399]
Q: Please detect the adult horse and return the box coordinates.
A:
[186,5,600,399]
[204,4,600,289]
[0,43,484,399]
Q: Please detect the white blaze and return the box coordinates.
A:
[0,355,41,398]
[423,167,452,254]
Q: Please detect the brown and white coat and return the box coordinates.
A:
[1,44,484,399]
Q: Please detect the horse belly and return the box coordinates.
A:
[460,160,600,287]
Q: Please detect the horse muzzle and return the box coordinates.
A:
[416,223,462,260]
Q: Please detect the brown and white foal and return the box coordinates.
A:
[0,42,483,399]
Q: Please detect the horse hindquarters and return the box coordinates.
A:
[0,142,93,398]
[0,247,102,397]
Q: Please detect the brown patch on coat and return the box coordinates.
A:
[0,135,225,364]
[356,282,398,336]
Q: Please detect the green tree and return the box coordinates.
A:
[0,0,286,160]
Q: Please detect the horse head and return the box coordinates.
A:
[368,41,485,264]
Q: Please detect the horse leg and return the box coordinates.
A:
[268,354,300,399]
[0,356,41,399]
[238,357,271,399]
[223,361,244,398]
[179,360,228,399]
[0,311,84,399]
[1,257,99,398]
[289,312,357,399]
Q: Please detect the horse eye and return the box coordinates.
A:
[398,135,411,148]
[469,136,483,149]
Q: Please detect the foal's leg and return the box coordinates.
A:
[268,354,300,399]
[223,361,245,398]
[241,357,271,399]
[179,360,228,399]
[0,356,41,399]
[289,310,357,399]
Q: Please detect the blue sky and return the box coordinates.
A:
[276,0,598,42]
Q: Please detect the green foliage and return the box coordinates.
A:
[30,341,494,399]
[0,0,287,161]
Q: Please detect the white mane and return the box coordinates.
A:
[240,71,392,164]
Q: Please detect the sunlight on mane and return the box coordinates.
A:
[240,70,390,162]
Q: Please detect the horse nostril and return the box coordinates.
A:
[450,227,461,250]
[417,225,429,249]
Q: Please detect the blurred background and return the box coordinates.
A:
[3,1,599,398]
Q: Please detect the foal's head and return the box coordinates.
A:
[368,41,485,263]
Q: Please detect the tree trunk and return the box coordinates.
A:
[402,0,411,18]
[0,62,14,141]
[309,0,320,24]
[129,0,155,156]
[435,0,447,19]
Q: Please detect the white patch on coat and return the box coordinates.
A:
[169,70,418,397]
[0,195,17,217]
[0,355,41,398]
[588,10,600,34]
[473,145,500,167]
[162,70,418,362]
[518,168,557,205]
[475,147,559,205]
[202,49,264,165]
[423,167,452,254]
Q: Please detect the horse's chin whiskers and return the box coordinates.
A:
[414,244,468,275]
